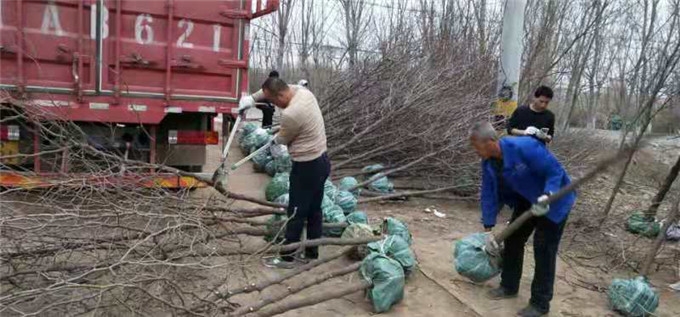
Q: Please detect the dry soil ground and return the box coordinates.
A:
[198,124,680,317]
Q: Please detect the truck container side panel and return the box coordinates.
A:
[0,0,19,86]
[102,0,241,99]
[0,1,94,90]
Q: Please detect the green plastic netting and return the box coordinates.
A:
[238,122,258,145]
[368,235,416,275]
[270,144,291,173]
[341,223,375,260]
[360,253,405,313]
[265,173,290,202]
[265,160,276,176]
[453,233,501,283]
[626,212,661,238]
[241,122,258,136]
[264,214,287,242]
[241,128,269,154]
[321,194,335,210]
[381,218,412,245]
[346,211,369,225]
[252,149,272,173]
[273,154,292,173]
[608,276,659,317]
[336,190,358,214]
[322,205,347,237]
[324,180,338,201]
[362,164,385,174]
[338,176,361,196]
[369,173,394,193]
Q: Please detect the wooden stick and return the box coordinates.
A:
[231,262,362,316]
[494,150,631,243]
[205,207,286,218]
[641,195,680,277]
[252,280,372,317]
[358,185,469,203]
[224,192,286,209]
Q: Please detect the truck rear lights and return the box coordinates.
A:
[0,125,20,141]
[168,130,219,145]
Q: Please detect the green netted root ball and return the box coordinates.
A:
[453,232,501,283]
[360,253,405,313]
[608,276,659,317]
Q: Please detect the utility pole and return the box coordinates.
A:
[493,0,527,130]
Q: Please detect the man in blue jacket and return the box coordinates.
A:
[469,121,576,317]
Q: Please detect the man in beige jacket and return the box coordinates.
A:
[239,78,329,269]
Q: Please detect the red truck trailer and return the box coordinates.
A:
[0,0,277,188]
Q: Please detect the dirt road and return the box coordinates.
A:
[197,127,680,317]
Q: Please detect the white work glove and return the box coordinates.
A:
[535,128,552,141]
[531,194,550,217]
[524,126,540,136]
[483,234,501,257]
[237,95,255,114]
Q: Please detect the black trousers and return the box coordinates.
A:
[501,196,567,313]
[281,153,330,262]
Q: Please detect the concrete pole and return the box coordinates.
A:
[493,0,527,126]
[497,0,527,101]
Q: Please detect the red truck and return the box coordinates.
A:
[0,0,277,188]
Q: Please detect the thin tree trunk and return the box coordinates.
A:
[645,154,680,217]
[641,195,680,276]
[233,262,362,316]
[253,280,371,317]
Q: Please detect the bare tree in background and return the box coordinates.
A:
[601,0,680,221]
[275,0,296,70]
[338,0,373,67]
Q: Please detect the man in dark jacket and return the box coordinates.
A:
[470,121,576,317]
[507,85,555,143]
[255,70,279,127]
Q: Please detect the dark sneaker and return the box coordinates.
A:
[487,287,518,300]
[262,257,298,269]
[517,305,547,317]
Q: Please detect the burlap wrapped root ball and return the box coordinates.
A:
[369,173,395,193]
[322,205,347,237]
[238,122,258,143]
[360,253,405,313]
[346,211,369,225]
[453,233,501,283]
[381,218,412,245]
[341,223,376,260]
[338,176,361,197]
[265,173,290,202]
[626,212,661,238]
[608,276,659,317]
[270,144,292,173]
[241,128,269,154]
[324,180,338,201]
[336,190,358,214]
[368,235,416,276]
[251,146,272,173]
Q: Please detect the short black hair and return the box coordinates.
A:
[262,77,289,95]
[268,70,279,78]
[534,85,554,99]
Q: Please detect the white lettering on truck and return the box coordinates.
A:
[135,14,154,44]
[213,24,221,52]
[90,3,109,39]
[41,0,64,36]
[176,19,194,48]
